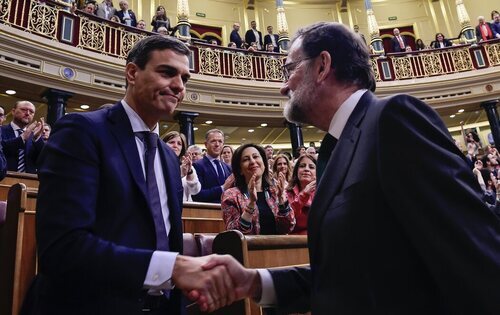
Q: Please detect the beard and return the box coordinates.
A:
[283,78,314,125]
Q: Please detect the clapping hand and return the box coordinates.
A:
[181,154,193,178]
[276,172,287,203]
[303,180,316,195]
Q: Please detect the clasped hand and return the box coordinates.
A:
[173,254,259,312]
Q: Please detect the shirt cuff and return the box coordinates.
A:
[256,269,277,307]
[144,250,179,291]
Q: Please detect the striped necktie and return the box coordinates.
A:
[17,129,25,172]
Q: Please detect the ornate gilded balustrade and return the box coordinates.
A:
[1,0,499,83]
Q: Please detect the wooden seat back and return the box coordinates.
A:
[0,184,37,315]
[182,202,225,233]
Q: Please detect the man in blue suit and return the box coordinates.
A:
[27,36,234,315]
[192,129,234,203]
[0,101,44,174]
[198,22,500,314]
[115,0,137,27]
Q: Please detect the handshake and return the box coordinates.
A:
[172,254,261,312]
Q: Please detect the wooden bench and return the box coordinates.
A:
[212,230,310,315]
[0,184,37,315]
[182,202,225,233]
[0,171,39,189]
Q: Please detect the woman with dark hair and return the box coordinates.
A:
[221,145,233,165]
[151,5,170,33]
[221,144,295,235]
[415,38,426,50]
[272,153,292,187]
[286,154,316,235]
[163,131,201,201]
[431,33,453,49]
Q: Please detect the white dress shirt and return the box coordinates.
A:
[121,100,178,293]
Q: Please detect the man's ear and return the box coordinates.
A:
[316,51,332,83]
[125,63,138,87]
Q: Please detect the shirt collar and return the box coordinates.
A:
[327,89,367,139]
[10,121,23,131]
[120,99,159,135]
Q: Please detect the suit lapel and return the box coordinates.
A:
[308,92,372,259]
[107,103,148,202]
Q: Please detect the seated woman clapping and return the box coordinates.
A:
[163,131,201,202]
[286,154,317,235]
[221,144,295,235]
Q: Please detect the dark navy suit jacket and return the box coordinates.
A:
[29,103,184,314]
[245,29,263,49]
[115,10,137,27]
[390,35,408,52]
[264,34,279,52]
[230,30,244,48]
[269,92,500,314]
[0,124,44,174]
[192,155,231,203]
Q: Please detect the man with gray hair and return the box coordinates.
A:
[187,144,203,162]
[192,129,234,203]
[194,21,500,314]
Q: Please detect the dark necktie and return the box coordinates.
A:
[213,159,225,185]
[316,133,337,181]
[17,129,25,172]
[136,132,169,251]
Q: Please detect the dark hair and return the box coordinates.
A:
[292,22,376,92]
[288,154,317,191]
[415,39,426,50]
[162,131,187,158]
[272,153,292,183]
[222,145,233,154]
[231,143,271,193]
[435,33,445,41]
[126,35,190,70]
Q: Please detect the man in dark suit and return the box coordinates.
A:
[27,36,234,315]
[198,22,500,314]
[0,101,44,174]
[245,21,263,51]
[115,0,137,27]
[390,27,408,52]
[263,26,279,52]
[192,129,234,203]
[229,22,244,49]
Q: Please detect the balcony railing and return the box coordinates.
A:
[1,0,499,83]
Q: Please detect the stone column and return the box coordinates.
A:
[365,0,384,55]
[176,0,191,41]
[276,0,290,53]
[43,88,73,126]
[456,0,476,44]
[286,121,304,158]
[175,111,199,146]
[481,100,500,146]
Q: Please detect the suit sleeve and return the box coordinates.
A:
[36,114,152,291]
[1,132,24,156]
[191,162,224,202]
[377,95,500,314]
[0,131,7,180]
[268,266,311,314]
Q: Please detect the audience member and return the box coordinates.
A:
[390,28,408,53]
[136,19,146,30]
[151,5,170,33]
[272,153,292,187]
[476,15,495,42]
[353,24,366,44]
[157,26,169,36]
[187,144,203,162]
[0,105,6,125]
[245,21,263,51]
[491,12,500,38]
[0,101,44,174]
[264,25,279,52]
[221,145,233,165]
[115,0,137,27]
[415,38,427,50]
[209,39,218,45]
[247,42,258,52]
[266,44,275,52]
[109,15,121,23]
[192,129,234,203]
[25,35,233,315]
[227,42,237,48]
[305,146,317,159]
[491,10,500,22]
[221,143,295,235]
[95,0,116,20]
[41,123,51,141]
[432,32,453,48]
[163,131,201,202]
[286,154,316,235]
[466,131,481,158]
[83,2,96,15]
[229,23,245,48]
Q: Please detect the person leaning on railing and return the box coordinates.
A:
[151,5,170,33]
[221,143,295,235]
[431,33,453,49]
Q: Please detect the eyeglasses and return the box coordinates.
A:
[282,56,315,81]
